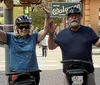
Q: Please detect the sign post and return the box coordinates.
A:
[3,0,13,85]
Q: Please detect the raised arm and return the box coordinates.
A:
[48,34,58,50]
[47,19,58,50]
[42,7,58,50]
[37,7,51,42]
[0,30,7,43]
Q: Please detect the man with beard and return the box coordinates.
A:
[46,6,100,85]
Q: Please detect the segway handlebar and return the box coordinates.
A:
[61,59,93,65]
[5,69,42,76]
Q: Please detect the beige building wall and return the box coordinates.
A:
[90,0,100,34]
[83,0,100,34]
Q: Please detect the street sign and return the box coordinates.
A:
[20,0,42,4]
[50,2,81,17]
[4,24,14,32]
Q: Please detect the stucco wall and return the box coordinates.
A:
[82,0,100,34]
[90,0,100,34]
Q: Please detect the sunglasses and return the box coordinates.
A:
[18,25,30,29]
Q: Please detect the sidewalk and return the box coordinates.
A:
[0,68,100,85]
[40,68,100,85]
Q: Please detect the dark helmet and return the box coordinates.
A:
[15,15,32,26]
[67,6,82,16]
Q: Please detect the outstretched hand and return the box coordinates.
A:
[43,7,57,34]
[43,7,50,19]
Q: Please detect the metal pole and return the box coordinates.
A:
[4,0,13,85]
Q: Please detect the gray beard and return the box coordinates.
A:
[68,21,80,28]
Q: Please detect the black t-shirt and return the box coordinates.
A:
[55,25,99,73]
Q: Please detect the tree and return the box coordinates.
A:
[30,3,62,30]
[30,5,45,29]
